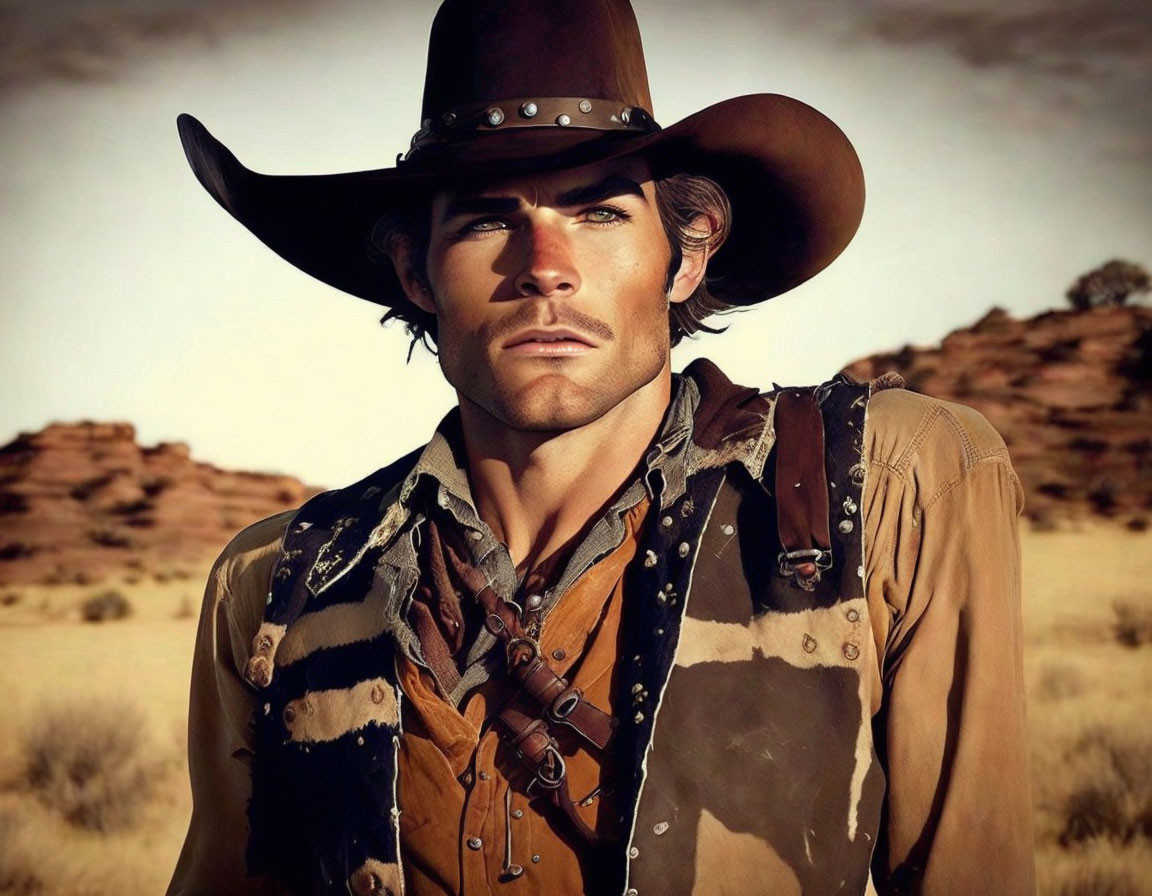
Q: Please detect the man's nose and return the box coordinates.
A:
[514,221,581,298]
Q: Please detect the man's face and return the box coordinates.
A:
[414,156,684,433]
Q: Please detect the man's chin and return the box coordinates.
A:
[463,380,611,434]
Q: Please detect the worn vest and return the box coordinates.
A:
[243,373,884,896]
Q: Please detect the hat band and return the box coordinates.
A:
[402,97,660,162]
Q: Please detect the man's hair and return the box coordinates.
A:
[371,172,734,354]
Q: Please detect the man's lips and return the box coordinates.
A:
[502,328,598,355]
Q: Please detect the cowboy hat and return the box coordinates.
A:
[177,0,864,309]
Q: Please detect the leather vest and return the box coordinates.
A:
[242,372,884,895]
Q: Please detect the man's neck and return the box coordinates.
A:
[458,370,672,571]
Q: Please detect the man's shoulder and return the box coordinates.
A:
[209,509,297,597]
[209,445,426,597]
[863,386,1019,508]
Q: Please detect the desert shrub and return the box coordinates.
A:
[1038,482,1072,500]
[18,699,161,831]
[1034,662,1085,702]
[0,590,21,606]
[1112,598,1152,647]
[1057,723,1152,846]
[1066,259,1151,310]
[1087,478,1122,516]
[1028,505,1061,532]
[1125,517,1149,533]
[79,590,132,623]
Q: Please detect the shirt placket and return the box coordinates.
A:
[460,731,502,894]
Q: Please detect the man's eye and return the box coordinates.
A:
[467,218,507,233]
[585,206,627,224]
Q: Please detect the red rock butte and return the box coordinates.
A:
[846,304,1152,528]
[0,422,320,586]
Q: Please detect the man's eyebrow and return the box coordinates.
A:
[438,175,647,223]
[438,195,521,222]
[555,175,646,208]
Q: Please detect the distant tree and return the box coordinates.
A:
[1066,259,1151,310]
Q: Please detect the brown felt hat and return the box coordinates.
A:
[178,0,864,308]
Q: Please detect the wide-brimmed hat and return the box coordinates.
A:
[178,0,864,308]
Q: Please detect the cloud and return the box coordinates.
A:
[850,0,1152,161]
[859,0,1152,81]
[0,0,322,91]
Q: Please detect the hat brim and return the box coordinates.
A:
[177,93,863,308]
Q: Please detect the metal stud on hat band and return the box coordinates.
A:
[402,96,660,161]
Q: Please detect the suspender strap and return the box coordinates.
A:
[773,388,833,587]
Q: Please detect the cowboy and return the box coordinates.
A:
[168,1,1035,894]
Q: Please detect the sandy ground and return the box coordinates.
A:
[0,525,1149,894]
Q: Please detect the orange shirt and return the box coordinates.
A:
[396,499,649,896]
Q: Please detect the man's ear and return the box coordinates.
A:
[390,238,436,315]
[667,214,716,305]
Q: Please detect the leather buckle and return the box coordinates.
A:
[549,686,583,721]
[777,548,832,591]
[527,744,567,792]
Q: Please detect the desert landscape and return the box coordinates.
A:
[1,299,1150,895]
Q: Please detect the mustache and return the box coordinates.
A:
[486,303,616,345]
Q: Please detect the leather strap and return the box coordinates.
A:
[508,641,616,751]
[773,388,832,586]
[496,705,601,844]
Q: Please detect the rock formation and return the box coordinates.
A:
[0,423,319,585]
[845,305,1152,528]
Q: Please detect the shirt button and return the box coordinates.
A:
[478,771,491,781]
[467,837,483,850]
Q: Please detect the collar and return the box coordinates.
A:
[295,359,775,601]
[397,358,774,518]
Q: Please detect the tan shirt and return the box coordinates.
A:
[168,387,1034,895]
[397,499,648,895]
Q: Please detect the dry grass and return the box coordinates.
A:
[79,589,133,623]
[0,580,198,893]
[1037,841,1152,896]
[16,699,166,831]
[1024,525,1152,894]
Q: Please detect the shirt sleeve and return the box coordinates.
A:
[862,389,1036,895]
[167,515,292,896]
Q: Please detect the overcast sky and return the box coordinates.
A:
[1,0,1149,486]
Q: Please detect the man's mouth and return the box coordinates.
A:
[502,328,597,355]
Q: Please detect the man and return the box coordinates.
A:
[169,1,1035,894]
